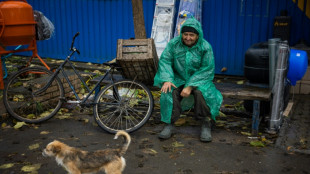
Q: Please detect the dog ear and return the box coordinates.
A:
[51,144,61,154]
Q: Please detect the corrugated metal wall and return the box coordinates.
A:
[203,0,310,75]
[24,0,310,76]
[26,0,155,63]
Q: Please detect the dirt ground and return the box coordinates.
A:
[1,57,310,174]
[1,94,310,174]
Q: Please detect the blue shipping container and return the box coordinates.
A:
[22,0,310,76]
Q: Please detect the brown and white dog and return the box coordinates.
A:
[42,130,131,174]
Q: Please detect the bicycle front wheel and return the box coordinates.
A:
[93,80,154,133]
[3,67,64,123]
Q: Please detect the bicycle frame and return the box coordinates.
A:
[4,32,154,133]
[34,34,118,106]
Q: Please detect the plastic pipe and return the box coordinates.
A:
[268,38,280,89]
[269,41,289,131]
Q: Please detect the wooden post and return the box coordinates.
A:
[131,0,146,39]
[252,100,260,136]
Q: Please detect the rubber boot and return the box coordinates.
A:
[200,120,212,142]
[158,124,174,139]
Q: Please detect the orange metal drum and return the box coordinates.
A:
[0,0,36,46]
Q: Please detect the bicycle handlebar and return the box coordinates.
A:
[70,32,80,52]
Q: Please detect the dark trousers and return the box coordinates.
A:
[171,86,211,123]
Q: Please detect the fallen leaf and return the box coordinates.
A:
[287,146,293,151]
[60,108,69,113]
[250,140,265,147]
[55,115,72,120]
[40,131,50,135]
[14,122,27,129]
[172,141,184,148]
[142,148,158,156]
[83,118,89,123]
[241,132,251,136]
[219,111,226,117]
[174,118,186,126]
[1,122,7,128]
[190,151,195,156]
[29,143,40,150]
[224,104,235,108]
[79,89,85,95]
[21,164,41,173]
[236,80,244,85]
[216,123,225,127]
[0,163,14,169]
[221,67,227,72]
[215,120,226,124]
[64,113,72,116]
[146,130,157,135]
[27,114,35,119]
[300,138,306,144]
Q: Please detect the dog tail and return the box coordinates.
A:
[114,130,131,155]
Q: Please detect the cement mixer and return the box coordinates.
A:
[0,0,50,89]
[0,0,36,46]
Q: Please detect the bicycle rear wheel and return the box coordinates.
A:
[3,67,64,123]
[93,80,154,133]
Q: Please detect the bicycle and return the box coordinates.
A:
[3,32,154,133]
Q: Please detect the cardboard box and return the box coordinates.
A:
[289,66,310,95]
[290,81,301,94]
[300,80,310,94]
[301,66,310,81]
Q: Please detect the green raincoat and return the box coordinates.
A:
[153,18,223,124]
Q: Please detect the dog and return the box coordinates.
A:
[42,130,131,174]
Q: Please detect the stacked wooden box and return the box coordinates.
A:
[116,38,159,85]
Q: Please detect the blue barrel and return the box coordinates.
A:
[287,49,308,86]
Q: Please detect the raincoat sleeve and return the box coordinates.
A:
[153,41,175,88]
[185,43,215,88]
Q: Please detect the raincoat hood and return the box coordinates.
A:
[154,17,223,123]
[179,17,204,45]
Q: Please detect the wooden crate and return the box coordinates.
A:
[116,38,159,85]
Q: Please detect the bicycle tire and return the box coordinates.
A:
[3,67,64,123]
[93,80,154,133]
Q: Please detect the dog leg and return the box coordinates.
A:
[104,160,123,174]
[65,162,81,174]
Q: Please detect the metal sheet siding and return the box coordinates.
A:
[22,0,309,76]
[203,0,310,75]
[26,0,155,64]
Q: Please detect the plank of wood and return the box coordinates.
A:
[121,53,149,59]
[122,39,148,46]
[283,101,294,117]
[215,82,271,101]
[122,46,148,53]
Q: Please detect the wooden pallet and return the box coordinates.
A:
[116,39,159,85]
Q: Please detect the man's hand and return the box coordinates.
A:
[161,82,177,93]
[180,86,192,97]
